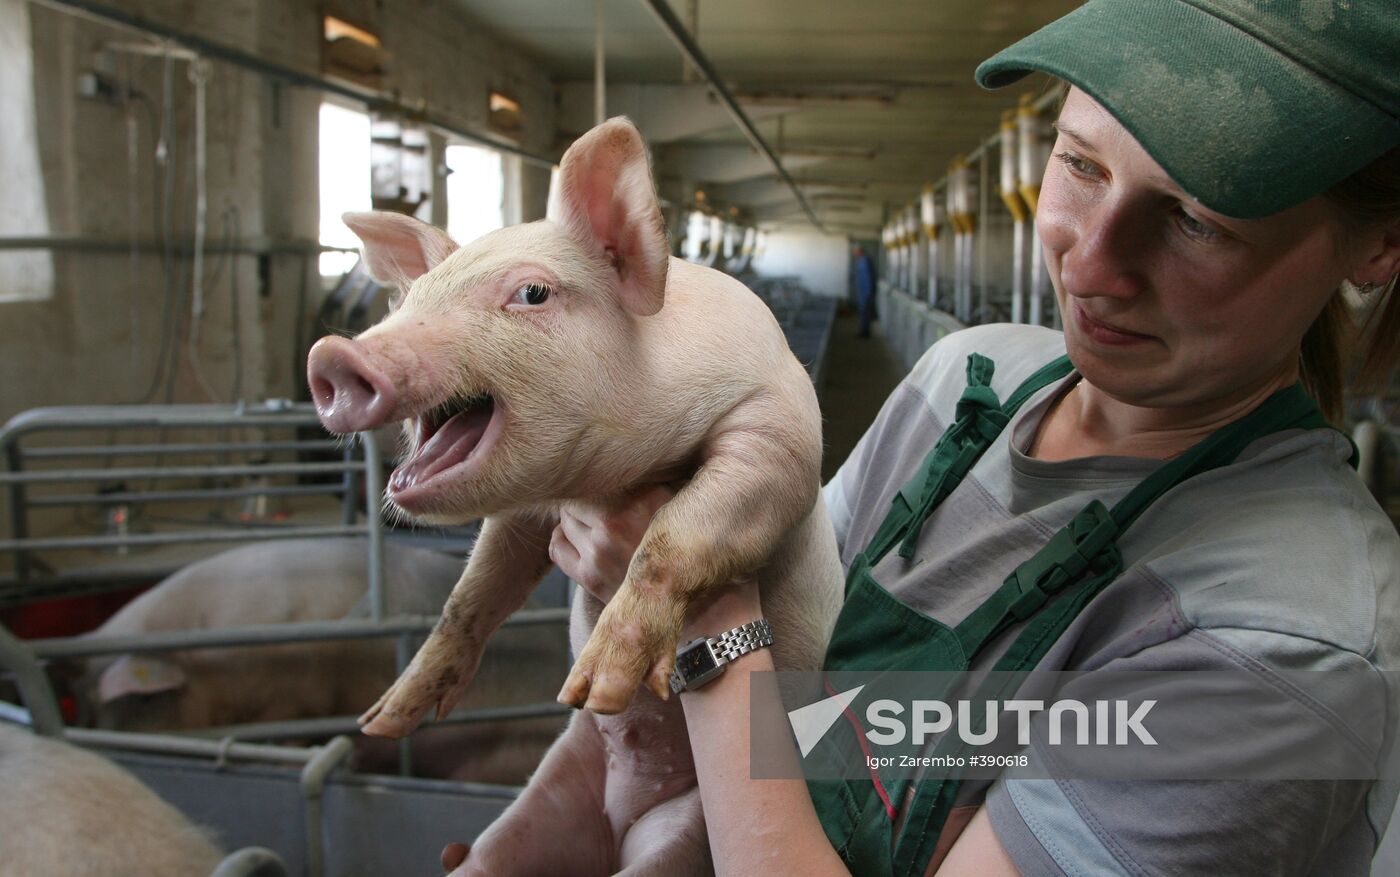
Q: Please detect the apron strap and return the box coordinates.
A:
[896,380,1341,876]
[864,354,1074,566]
[951,381,1329,673]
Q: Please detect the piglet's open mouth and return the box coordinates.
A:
[389,392,501,499]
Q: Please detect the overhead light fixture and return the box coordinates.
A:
[323,16,381,48]
[488,91,523,135]
[490,92,520,115]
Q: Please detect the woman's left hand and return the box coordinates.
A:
[548,484,764,636]
[549,485,674,604]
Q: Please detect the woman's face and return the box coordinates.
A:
[1037,87,1358,411]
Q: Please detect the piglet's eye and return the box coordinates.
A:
[512,283,551,306]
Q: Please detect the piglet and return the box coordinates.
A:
[306,117,843,874]
[77,538,566,785]
[0,723,225,877]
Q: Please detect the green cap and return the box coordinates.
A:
[976,0,1400,219]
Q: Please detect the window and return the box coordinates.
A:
[446,144,505,245]
[0,0,53,302]
[546,164,561,218]
[318,101,372,276]
[684,211,709,262]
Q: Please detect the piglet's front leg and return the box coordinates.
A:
[558,409,818,715]
[360,513,554,738]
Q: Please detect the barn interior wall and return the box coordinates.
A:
[0,0,558,426]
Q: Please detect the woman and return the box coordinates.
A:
[452,1,1400,874]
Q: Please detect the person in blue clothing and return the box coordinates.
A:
[853,244,877,338]
[447,1,1400,876]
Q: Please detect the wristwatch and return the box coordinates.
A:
[669,619,774,694]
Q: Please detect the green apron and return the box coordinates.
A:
[806,352,1354,877]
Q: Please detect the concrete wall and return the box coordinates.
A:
[752,228,851,299]
[0,0,557,425]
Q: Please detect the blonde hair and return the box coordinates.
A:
[1305,146,1400,423]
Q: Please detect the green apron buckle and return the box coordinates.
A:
[1004,499,1119,620]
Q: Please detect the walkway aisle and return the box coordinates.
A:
[818,310,909,484]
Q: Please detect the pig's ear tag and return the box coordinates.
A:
[97,655,187,703]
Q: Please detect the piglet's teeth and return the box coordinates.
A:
[389,466,415,493]
[387,402,494,496]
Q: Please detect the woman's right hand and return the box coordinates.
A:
[548,484,674,604]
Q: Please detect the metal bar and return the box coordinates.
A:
[0,235,351,255]
[356,431,411,774]
[1030,230,1047,326]
[0,405,323,446]
[637,0,826,232]
[0,623,65,736]
[29,608,570,659]
[0,460,358,484]
[66,727,317,764]
[22,439,342,459]
[1355,420,1381,489]
[0,524,368,553]
[34,0,557,168]
[1011,219,1026,323]
[6,441,29,586]
[212,847,289,877]
[301,736,354,877]
[978,153,989,320]
[395,632,414,776]
[0,701,34,725]
[186,702,571,742]
[340,442,359,527]
[364,433,386,624]
[28,484,346,507]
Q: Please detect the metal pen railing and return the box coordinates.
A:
[0,401,569,793]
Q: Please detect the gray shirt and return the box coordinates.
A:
[822,323,1400,875]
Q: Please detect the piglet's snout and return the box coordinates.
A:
[307,336,400,434]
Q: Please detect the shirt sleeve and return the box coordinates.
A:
[982,630,1388,877]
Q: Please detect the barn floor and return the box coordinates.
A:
[818,309,908,484]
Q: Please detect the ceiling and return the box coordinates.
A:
[450,0,1083,234]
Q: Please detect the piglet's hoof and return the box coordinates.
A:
[358,640,478,738]
[557,588,683,714]
[441,842,470,872]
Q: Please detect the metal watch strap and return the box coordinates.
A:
[670,618,774,694]
[708,619,774,661]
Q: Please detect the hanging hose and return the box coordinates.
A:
[185,57,220,402]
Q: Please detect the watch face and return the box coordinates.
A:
[678,642,719,679]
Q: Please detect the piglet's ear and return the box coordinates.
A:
[550,117,668,317]
[342,211,458,291]
[97,655,187,705]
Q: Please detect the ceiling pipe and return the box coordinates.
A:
[637,0,826,233]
